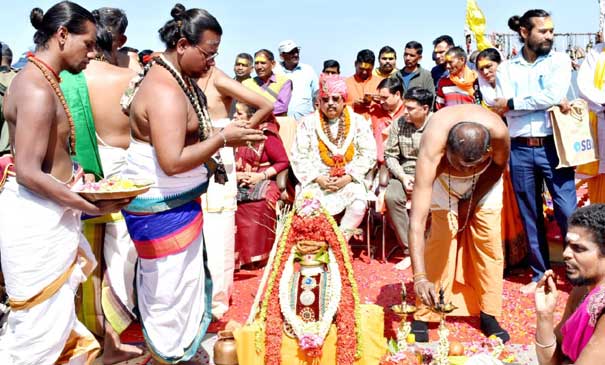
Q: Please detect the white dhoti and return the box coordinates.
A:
[202,118,237,319]
[122,138,212,361]
[0,177,99,364]
[137,230,210,359]
[98,140,137,333]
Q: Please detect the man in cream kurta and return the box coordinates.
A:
[291,75,376,239]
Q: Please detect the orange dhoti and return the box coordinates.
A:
[414,208,504,322]
[587,174,605,203]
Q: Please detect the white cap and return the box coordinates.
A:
[278,40,300,54]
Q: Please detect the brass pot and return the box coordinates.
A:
[213,330,238,365]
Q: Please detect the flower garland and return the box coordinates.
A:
[278,247,342,358]
[253,211,294,355]
[254,195,363,365]
[317,107,355,177]
[324,209,364,361]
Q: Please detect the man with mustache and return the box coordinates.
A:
[534,204,605,365]
[291,75,376,241]
[493,9,575,294]
[277,40,318,120]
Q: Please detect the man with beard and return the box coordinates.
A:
[493,9,575,294]
[374,46,398,78]
[534,204,605,365]
[0,2,130,363]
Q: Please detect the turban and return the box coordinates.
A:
[319,74,348,101]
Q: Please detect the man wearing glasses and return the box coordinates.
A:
[277,39,319,120]
[291,75,376,241]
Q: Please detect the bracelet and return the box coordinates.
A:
[262,171,267,180]
[534,336,557,349]
[218,129,227,148]
[413,272,427,278]
[413,278,428,285]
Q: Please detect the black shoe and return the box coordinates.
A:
[411,320,429,342]
[480,312,510,343]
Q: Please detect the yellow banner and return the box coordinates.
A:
[466,0,494,51]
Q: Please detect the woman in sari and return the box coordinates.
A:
[475,48,528,270]
[234,103,289,268]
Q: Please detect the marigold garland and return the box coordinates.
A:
[254,202,363,365]
[318,107,355,177]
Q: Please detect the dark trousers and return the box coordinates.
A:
[509,138,577,281]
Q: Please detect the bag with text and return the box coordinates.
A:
[549,99,599,168]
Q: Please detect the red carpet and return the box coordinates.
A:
[121,249,571,347]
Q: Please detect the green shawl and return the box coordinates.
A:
[60,71,104,180]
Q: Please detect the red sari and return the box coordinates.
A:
[235,121,289,268]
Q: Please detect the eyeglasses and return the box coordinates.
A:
[320,95,342,103]
[194,45,219,61]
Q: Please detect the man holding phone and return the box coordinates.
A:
[345,49,384,118]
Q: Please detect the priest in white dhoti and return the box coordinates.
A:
[291,74,377,239]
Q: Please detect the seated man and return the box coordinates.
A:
[534,204,605,365]
[383,87,432,270]
[291,75,377,240]
[368,77,406,165]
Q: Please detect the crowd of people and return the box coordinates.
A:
[1,1,605,364]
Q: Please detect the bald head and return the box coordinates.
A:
[446,121,491,165]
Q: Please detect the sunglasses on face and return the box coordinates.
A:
[321,95,342,103]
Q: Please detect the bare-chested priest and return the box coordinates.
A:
[59,11,143,363]
[0,2,131,363]
[409,104,511,343]
[119,4,265,363]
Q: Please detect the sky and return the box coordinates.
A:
[0,1,599,76]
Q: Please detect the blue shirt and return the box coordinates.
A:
[496,49,571,138]
[278,62,318,120]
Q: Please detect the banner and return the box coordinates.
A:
[466,0,494,51]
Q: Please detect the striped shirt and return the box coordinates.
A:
[435,77,476,110]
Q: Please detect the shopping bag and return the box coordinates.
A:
[549,99,598,168]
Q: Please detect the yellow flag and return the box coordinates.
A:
[466,0,493,51]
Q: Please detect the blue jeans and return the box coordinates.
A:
[509,138,577,281]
